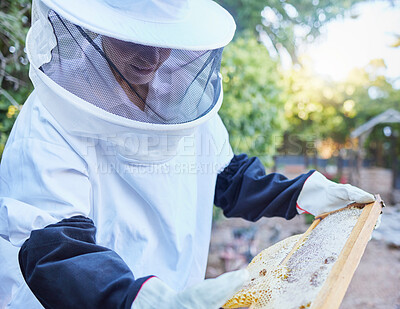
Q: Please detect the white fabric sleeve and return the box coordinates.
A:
[0,138,91,246]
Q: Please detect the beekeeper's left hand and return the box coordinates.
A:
[132,269,249,309]
[296,171,375,216]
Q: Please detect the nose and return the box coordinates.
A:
[128,43,161,67]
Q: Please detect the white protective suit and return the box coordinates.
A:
[0,0,234,307]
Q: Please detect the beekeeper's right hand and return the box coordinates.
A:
[132,269,248,309]
[296,171,375,216]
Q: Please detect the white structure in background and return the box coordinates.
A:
[350,109,400,203]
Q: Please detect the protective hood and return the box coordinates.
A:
[26,0,230,163]
[40,0,236,50]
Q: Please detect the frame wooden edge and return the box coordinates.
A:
[310,195,383,309]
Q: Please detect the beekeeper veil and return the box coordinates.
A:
[31,0,236,125]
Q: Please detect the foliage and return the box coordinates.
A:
[347,60,400,122]
[220,36,286,166]
[0,0,398,170]
[346,60,400,165]
[282,61,351,152]
[281,57,400,162]
[216,0,366,62]
[0,0,32,158]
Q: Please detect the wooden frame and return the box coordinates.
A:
[243,196,382,309]
[310,195,383,309]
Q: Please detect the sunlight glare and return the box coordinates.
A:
[303,2,400,82]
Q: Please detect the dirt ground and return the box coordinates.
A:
[341,240,400,309]
[206,212,400,309]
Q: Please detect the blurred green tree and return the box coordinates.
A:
[217,0,380,166]
[0,0,32,157]
[281,61,347,163]
[348,59,400,121]
[216,0,365,62]
[220,37,286,166]
[281,58,400,168]
[346,60,400,168]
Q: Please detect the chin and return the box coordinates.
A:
[127,72,155,85]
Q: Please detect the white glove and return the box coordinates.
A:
[296,171,375,216]
[132,269,248,309]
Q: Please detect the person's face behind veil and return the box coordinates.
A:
[102,36,171,85]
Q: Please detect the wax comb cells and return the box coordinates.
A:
[223,208,363,309]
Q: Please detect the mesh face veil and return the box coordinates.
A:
[40,10,224,125]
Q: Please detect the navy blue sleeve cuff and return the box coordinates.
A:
[215,154,314,221]
[19,216,152,309]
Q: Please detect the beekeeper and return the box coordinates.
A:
[0,0,375,308]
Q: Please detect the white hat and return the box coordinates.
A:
[40,0,236,50]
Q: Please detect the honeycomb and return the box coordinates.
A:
[222,234,302,308]
[223,208,363,309]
